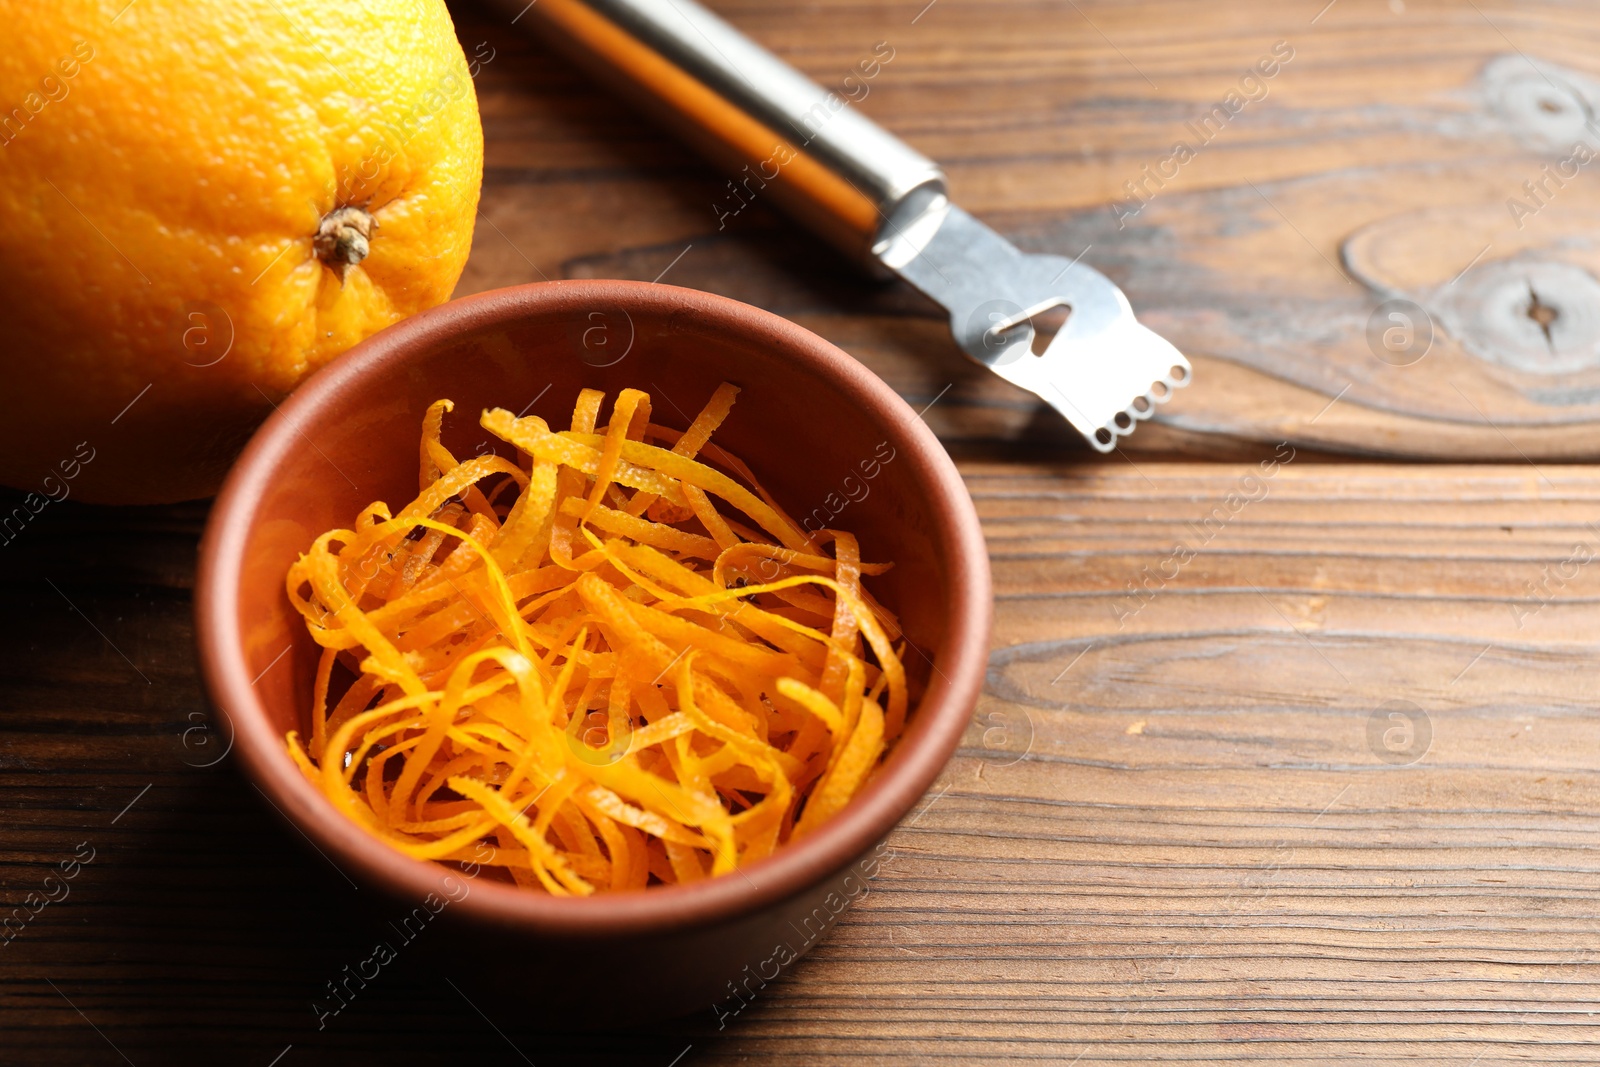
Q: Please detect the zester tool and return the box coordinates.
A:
[502,0,1190,450]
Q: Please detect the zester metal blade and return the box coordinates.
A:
[878,198,1190,452]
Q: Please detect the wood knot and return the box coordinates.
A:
[1481,55,1600,151]
[1525,287,1559,343]
[1436,259,1600,375]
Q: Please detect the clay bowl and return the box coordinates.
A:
[195,280,990,1024]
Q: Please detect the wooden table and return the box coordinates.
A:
[7,1,1600,1063]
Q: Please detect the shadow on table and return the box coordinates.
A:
[0,493,735,1066]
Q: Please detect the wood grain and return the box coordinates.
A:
[8,2,1600,1064]
[4,460,1598,1064]
[459,0,1600,458]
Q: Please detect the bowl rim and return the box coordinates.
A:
[195,279,991,938]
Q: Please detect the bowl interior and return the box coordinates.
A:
[237,287,950,768]
[206,281,989,933]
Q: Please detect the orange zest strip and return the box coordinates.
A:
[283,384,908,893]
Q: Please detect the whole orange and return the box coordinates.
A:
[0,0,484,504]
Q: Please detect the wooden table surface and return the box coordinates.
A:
[7,1,1600,1064]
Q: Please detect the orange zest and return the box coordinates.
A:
[284,384,905,894]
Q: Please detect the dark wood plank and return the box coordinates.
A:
[458,0,1600,459]
[4,459,1599,1064]
[10,2,1600,1063]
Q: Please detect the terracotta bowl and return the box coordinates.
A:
[195,280,990,1023]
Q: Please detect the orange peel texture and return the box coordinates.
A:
[0,0,484,503]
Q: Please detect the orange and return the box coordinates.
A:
[0,0,484,504]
